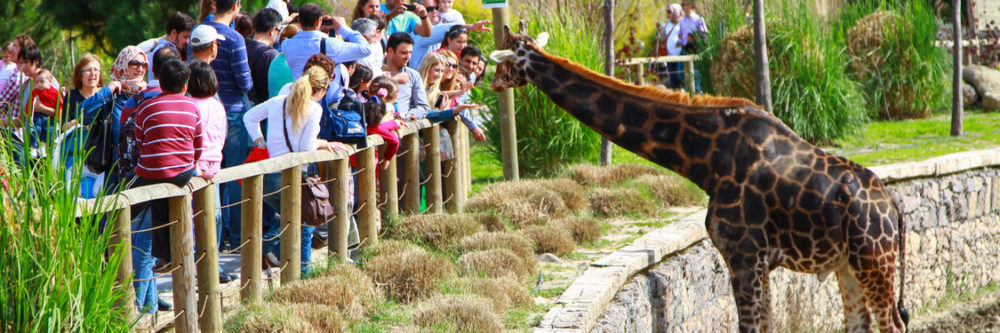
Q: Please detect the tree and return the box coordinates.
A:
[0,0,62,52]
[39,0,201,56]
[752,0,772,112]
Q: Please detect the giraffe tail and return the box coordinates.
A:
[893,194,910,330]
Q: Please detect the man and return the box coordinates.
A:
[281,3,370,104]
[0,45,54,141]
[246,8,282,105]
[149,12,196,81]
[189,24,225,64]
[382,0,432,37]
[677,1,707,92]
[407,0,489,70]
[200,0,254,250]
[383,32,429,120]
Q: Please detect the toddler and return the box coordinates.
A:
[438,0,465,25]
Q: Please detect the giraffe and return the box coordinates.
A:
[489,26,909,333]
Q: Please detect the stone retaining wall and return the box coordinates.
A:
[537,149,1000,332]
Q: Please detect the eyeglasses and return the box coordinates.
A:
[128,60,148,68]
[426,6,439,11]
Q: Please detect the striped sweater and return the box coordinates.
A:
[133,93,203,180]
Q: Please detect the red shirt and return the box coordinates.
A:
[30,85,59,116]
[133,93,203,180]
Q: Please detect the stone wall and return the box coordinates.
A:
[538,150,1000,332]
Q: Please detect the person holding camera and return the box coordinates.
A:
[282,3,371,106]
[382,0,432,37]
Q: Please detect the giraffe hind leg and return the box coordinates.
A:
[856,259,905,333]
[836,265,873,333]
[721,251,769,333]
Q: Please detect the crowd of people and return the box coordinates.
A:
[654,0,708,91]
[0,0,492,313]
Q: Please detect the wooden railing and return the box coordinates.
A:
[78,119,470,333]
[620,55,700,92]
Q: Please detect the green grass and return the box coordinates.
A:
[829,109,1000,166]
[536,286,568,299]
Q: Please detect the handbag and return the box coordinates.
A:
[282,104,334,227]
[83,94,117,174]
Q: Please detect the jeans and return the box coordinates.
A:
[131,209,158,313]
[666,62,685,90]
[131,169,195,262]
[220,111,252,248]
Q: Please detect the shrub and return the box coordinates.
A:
[475,212,511,232]
[474,13,603,177]
[365,248,456,303]
[269,263,383,319]
[394,213,484,248]
[520,225,575,256]
[458,231,537,267]
[632,174,706,207]
[588,188,658,217]
[551,217,603,244]
[466,180,570,227]
[226,302,347,333]
[841,2,948,119]
[413,294,503,333]
[457,249,531,279]
[568,163,664,186]
[701,0,869,144]
[447,276,532,312]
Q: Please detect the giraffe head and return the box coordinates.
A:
[489,24,549,92]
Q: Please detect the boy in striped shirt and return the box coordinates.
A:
[130,59,202,265]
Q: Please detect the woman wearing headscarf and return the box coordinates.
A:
[79,46,167,313]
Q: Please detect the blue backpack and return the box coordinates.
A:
[318,92,367,147]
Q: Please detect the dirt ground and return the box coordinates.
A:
[911,290,1000,333]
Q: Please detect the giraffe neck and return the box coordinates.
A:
[521,47,728,192]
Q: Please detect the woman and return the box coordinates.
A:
[63,54,104,196]
[351,0,382,22]
[244,66,346,274]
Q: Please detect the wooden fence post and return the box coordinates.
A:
[280,165,302,284]
[110,206,138,320]
[443,121,462,213]
[379,155,399,222]
[240,175,263,304]
[423,124,442,214]
[192,186,221,332]
[329,158,351,261]
[400,132,421,214]
[168,194,199,333]
[684,60,695,96]
[357,146,378,246]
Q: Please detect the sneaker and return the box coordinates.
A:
[157,298,173,311]
[218,273,237,284]
[264,252,280,267]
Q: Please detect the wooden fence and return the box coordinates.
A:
[78,119,470,333]
[620,55,700,91]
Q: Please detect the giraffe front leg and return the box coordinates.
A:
[722,251,770,333]
[835,265,873,333]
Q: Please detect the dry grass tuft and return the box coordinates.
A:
[456,249,530,279]
[365,247,456,303]
[568,163,664,186]
[458,231,536,268]
[535,178,589,213]
[448,276,532,312]
[466,179,588,227]
[588,188,658,217]
[475,212,511,232]
[270,263,383,319]
[551,217,602,244]
[413,294,503,333]
[633,175,706,207]
[395,213,484,248]
[231,302,347,333]
[520,225,575,256]
[366,239,420,257]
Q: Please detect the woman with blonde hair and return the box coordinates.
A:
[416,52,484,140]
[244,65,346,274]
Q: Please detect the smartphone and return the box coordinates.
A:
[403,4,417,11]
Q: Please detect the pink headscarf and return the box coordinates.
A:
[110,46,148,95]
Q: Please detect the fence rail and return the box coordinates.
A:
[620,55,700,93]
[80,118,469,332]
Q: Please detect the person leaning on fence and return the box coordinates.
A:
[243,66,348,274]
[383,32,429,120]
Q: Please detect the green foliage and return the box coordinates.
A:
[0,0,62,52]
[0,123,130,331]
[473,15,604,177]
[836,0,950,120]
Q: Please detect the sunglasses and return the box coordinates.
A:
[447,62,459,68]
[128,60,148,68]
[426,6,439,11]
[447,28,469,38]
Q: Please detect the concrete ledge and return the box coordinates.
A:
[870,148,1000,183]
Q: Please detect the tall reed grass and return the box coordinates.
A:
[0,114,131,331]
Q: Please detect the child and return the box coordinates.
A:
[363,84,399,173]
[29,69,60,145]
[0,42,18,94]
[370,75,402,121]
[438,0,465,25]
[187,60,227,180]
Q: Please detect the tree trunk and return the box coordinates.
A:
[952,0,963,136]
[601,0,615,166]
[752,0,773,112]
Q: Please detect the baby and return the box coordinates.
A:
[32,69,60,112]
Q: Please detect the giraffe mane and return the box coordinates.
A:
[528,44,761,109]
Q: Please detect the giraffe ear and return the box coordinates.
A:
[489,50,517,63]
[535,33,549,48]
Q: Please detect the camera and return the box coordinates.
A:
[322,18,334,26]
[403,4,417,11]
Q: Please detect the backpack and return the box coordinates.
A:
[315,41,368,147]
[116,91,158,182]
[83,94,117,174]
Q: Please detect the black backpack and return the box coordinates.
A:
[83,95,117,174]
[117,91,157,182]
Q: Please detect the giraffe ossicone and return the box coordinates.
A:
[490,28,910,333]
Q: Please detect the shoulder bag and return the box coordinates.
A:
[282,102,335,227]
